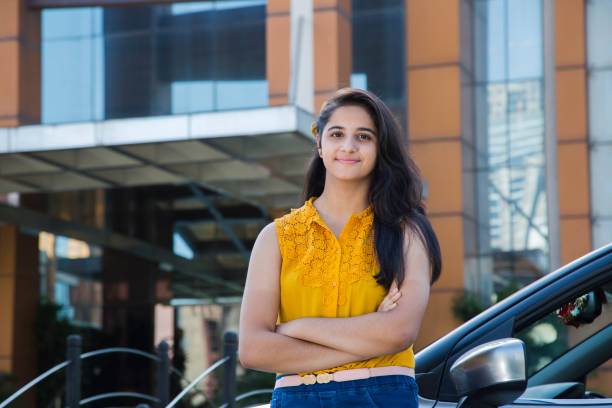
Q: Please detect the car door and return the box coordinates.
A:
[430,246,612,408]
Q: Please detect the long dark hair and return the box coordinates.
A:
[303,88,441,288]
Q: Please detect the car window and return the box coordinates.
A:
[586,356,612,397]
[514,282,612,393]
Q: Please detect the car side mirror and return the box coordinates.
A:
[450,338,527,408]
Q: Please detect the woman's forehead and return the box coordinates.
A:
[325,105,376,130]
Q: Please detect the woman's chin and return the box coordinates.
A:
[328,172,371,183]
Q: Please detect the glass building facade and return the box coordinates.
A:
[587,0,612,247]
[3,0,612,403]
[473,0,549,294]
[42,1,268,124]
[352,0,406,131]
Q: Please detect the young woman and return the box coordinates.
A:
[239,88,441,407]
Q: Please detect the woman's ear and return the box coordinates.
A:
[311,121,322,156]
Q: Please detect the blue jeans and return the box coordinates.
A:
[270,375,418,408]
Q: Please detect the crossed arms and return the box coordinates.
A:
[238,222,431,374]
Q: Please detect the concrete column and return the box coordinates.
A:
[289,0,314,113]
[543,0,561,270]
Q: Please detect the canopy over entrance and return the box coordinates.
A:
[0,105,316,300]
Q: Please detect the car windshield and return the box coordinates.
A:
[514,280,612,396]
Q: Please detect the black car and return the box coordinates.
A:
[417,243,612,408]
[251,243,612,408]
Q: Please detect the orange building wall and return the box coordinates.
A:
[554,0,592,265]
[268,0,352,113]
[406,0,467,350]
[0,227,18,374]
[267,0,291,106]
[313,0,352,112]
[0,226,39,408]
[0,0,40,127]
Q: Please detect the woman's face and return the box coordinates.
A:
[317,104,378,183]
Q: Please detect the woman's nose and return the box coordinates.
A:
[340,135,357,151]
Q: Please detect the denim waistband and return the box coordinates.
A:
[272,374,417,393]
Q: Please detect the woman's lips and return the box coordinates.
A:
[337,158,359,164]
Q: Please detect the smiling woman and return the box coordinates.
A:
[316,105,378,186]
[239,88,442,408]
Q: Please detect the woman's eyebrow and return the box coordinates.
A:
[326,125,376,134]
[357,127,376,134]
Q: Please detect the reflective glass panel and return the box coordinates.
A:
[586,0,612,68]
[509,166,548,256]
[352,0,406,131]
[104,31,158,119]
[507,81,544,167]
[42,1,268,124]
[486,83,510,168]
[39,232,104,329]
[42,7,103,39]
[473,84,490,168]
[472,0,489,82]
[217,81,269,110]
[485,0,507,82]
[42,35,105,123]
[593,218,612,250]
[473,0,548,287]
[587,70,612,143]
[507,0,542,81]
[171,81,214,114]
[587,0,612,251]
[590,144,612,219]
[474,0,542,83]
[488,166,512,252]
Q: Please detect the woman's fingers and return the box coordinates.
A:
[390,289,401,301]
[378,287,402,312]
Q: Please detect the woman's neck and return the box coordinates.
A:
[314,176,370,218]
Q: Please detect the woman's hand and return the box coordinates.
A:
[377,284,401,312]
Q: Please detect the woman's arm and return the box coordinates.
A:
[276,227,431,359]
[238,223,368,373]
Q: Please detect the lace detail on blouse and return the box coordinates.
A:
[275,198,377,307]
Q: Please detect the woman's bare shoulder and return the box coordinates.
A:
[258,222,279,244]
[245,222,281,290]
[250,222,281,260]
[401,223,431,283]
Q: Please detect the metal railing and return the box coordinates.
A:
[0,331,271,408]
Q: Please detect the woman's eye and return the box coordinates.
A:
[331,132,343,138]
[359,133,372,140]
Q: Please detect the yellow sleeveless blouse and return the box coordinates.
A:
[274,197,415,375]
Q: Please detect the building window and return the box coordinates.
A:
[587,0,612,247]
[473,0,547,295]
[352,0,406,132]
[42,1,268,124]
